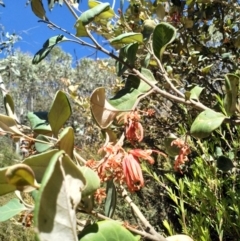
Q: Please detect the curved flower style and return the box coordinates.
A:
[122,153,144,192]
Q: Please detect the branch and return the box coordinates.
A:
[87,210,166,241]
[120,185,168,241]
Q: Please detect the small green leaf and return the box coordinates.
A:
[104,179,117,218]
[32,35,67,64]
[59,127,74,158]
[0,198,27,222]
[223,73,239,116]
[35,135,53,153]
[190,85,204,101]
[27,112,47,129]
[152,23,177,61]
[79,166,100,197]
[190,109,226,139]
[48,91,72,137]
[110,32,143,44]
[78,220,140,241]
[216,155,234,172]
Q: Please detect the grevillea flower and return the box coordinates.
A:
[122,153,144,192]
[94,188,107,204]
[171,139,191,172]
[124,111,144,145]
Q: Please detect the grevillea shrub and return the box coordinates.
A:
[0,1,240,241]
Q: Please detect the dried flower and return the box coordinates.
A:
[124,111,144,145]
[171,139,191,172]
[94,188,106,204]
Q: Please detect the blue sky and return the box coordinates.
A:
[0,0,118,59]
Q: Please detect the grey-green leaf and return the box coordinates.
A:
[0,198,27,222]
[190,109,226,139]
[48,91,72,137]
[152,23,177,61]
[104,179,117,218]
[32,35,67,64]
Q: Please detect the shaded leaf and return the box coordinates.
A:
[78,220,140,241]
[152,23,177,61]
[32,35,67,64]
[27,112,47,129]
[223,73,239,116]
[0,167,16,196]
[104,179,117,218]
[190,109,226,139]
[216,155,234,172]
[34,151,85,241]
[0,198,27,222]
[79,166,100,197]
[23,149,59,183]
[90,87,119,129]
[48,91,72,137]
[109,68,157,111]
[31,0,48,20]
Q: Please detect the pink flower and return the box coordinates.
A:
[122,154,144,192]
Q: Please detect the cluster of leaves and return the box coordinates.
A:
[0,0,240,241]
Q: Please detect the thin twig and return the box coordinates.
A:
[120,185,168,241]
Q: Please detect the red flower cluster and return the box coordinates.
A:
[171,139,191,172]
[87,143,163,192]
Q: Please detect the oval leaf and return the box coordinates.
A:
[31,0,47,20]
[90,87,119,129]
[190,109,226,139]
[152,22,177,61]
[79,166,100,197]
[216,155,234,172]
[23,149,59,183]
[78,220,140,241]
[32,35,67,64]
[48,90,72,137]
[0,198,27,222]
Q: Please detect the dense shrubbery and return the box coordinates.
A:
[0,1,240,241]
